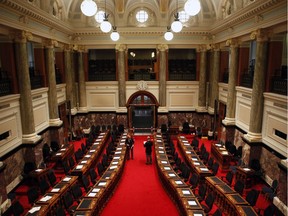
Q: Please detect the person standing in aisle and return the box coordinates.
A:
[144,136,153,164]
[125,133,134,160]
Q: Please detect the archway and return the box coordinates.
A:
[126,91,159,133]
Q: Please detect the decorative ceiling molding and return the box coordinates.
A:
[0,0,286,47]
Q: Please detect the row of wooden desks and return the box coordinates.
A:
[70,132,109,176]
[73,133,127,216]
[25,176,78,216]
[154,134,206,216]
[205,176,257,216]
[177,136,213,180]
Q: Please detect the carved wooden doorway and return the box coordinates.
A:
[126,91,159,133]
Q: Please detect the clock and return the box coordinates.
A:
[137,80,148,90]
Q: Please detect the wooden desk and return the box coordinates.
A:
[205,176,225,193]
[25,205,49,216]
[35,192,60,215]
[235,167,255,188]
[75,198,98,213]
[29,168,49,183]
[211,143,232,170]
[236,205,258,216]
[225,193,249,215]
[51,144,74,162]
[84,187,105,199]
[186,209,206,216]
[182,197,202,210]
[214,184,236,209]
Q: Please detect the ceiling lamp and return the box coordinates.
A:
[80,0,97,17]
[110,27,120,41]
[171,0,182,33]
[184,0,201,16]
[164,27,174,41]
[100,15,112,33]
[100,0,112,33]
[171,13,183,33]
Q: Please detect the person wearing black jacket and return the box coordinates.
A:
[144,136,153,164]
[125,133,134,160]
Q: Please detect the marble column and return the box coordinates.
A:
[208,45,220,114]
[116,44,127,110]
[244,30,269,142]
[77,48,88,113]
[223,39,239,126]
[13,31,41,143]
[197,45,207,112]
[64,45,77,115]
[45,39,62,126]
[157,44,168,110]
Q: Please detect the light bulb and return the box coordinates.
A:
[164,31,174,41]
[100,20,112,33]
[80,0,97,17]
[171,20,183,33]
[110,31,120,41]
[184,0,201,16]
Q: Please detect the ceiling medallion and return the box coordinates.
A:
[137,80,148,90]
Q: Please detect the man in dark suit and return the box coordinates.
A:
[125,133,134,160]
[144,136,153,164]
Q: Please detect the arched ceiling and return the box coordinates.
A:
[54,0,253,30]
[0,0,286,47]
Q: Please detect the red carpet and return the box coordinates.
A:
[101,135,179,216]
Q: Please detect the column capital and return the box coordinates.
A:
[115,44,127,51]
[225,39,239,48]
[44,39,59,48]
[250,29,269,42]
[10,30,33,43]
[64,44,73,51]
[157,44,168,52]
[197,44,208,52]
[210,43,220,51]
[74,45,86,52]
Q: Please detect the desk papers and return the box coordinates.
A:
[200,168,209,171]
[51,188,60,192]
[98,182,107,186]
[188,201,197,206]
[175,180,183,185]
[63,177,71,182]
[40,195,52,202]
[182,190,190,195]
[28,206,41,214]
[76,165,83,169]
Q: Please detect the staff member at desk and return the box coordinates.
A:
[144,136,153,165]
[125,133,134,160]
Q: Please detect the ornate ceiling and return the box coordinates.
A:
[0,0,286,48]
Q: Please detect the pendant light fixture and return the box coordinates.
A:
[110,26,120,41]
[171,0,183,33]
[184,0,201,16]
[164,27,174,41]
[80,0,97,17]
[100,0,112,33]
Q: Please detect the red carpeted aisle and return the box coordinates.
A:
[101,135,179,216]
